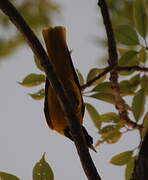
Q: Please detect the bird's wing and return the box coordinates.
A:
[43,26,85,125]
[44,78,53,129]
[66,48,85,117]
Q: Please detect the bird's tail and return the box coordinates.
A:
[82,126,97,152]
[42,26,73,79]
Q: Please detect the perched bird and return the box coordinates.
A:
[42,26,96,152]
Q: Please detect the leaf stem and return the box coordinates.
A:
[81,66,148,90]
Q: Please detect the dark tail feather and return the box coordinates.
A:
[82,126,97,152]
[82,126,93,145]
[64,126,96,152]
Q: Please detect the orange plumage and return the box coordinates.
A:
[43,26,96,152]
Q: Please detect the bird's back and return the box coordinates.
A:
[43,27,84,135]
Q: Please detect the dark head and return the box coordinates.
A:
[64,126,97,152]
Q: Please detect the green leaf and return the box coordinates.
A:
[0,172,20,180]
[29,89,45,100]
[132,89,146,121]
[34,55,44,71]
[99,125,121,144]
[116,121,125,128]
[76,69,84,86]
[134,0,148,38]
[119,80,135,96]
[139,48,147,63]
[119,51,139,75]
[100,112,119,123]
[92,82,114,94]
[119,51,138,66]
[129,74,140,91]
[110,151,133,166]
[106,131,121,144]
[100,125,117,135]
[118,48,129,56]
[115,25,139,45]
[86,68,107,85]
[141,112,148,139]
[85,103,101,129]
[93,80,136,96]
[141,75,148,93]
[125,157,136,180]
[91,93,115,105]
[33,153,54,180]
[19,73,45,87]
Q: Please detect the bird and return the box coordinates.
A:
[42,26,96,152]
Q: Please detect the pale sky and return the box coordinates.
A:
[0,0,140,179]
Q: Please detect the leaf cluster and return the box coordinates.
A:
[91,0,148,179]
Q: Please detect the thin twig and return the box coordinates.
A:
[81,65,148,90]
[81,67,111,90]
[0,1,101,179]
[98,0,142,130]
[116,66,148,72]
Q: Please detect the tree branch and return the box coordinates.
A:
[0,1,101,179]
[98,0,142,130]
[132,132,148,180]
[81,65,148,90]
[115,66,148,72]
[116,66,148,72]
[81,66,110,90]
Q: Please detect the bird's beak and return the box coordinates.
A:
[89,144,97,152]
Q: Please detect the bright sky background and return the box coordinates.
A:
[0,0,140,179]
